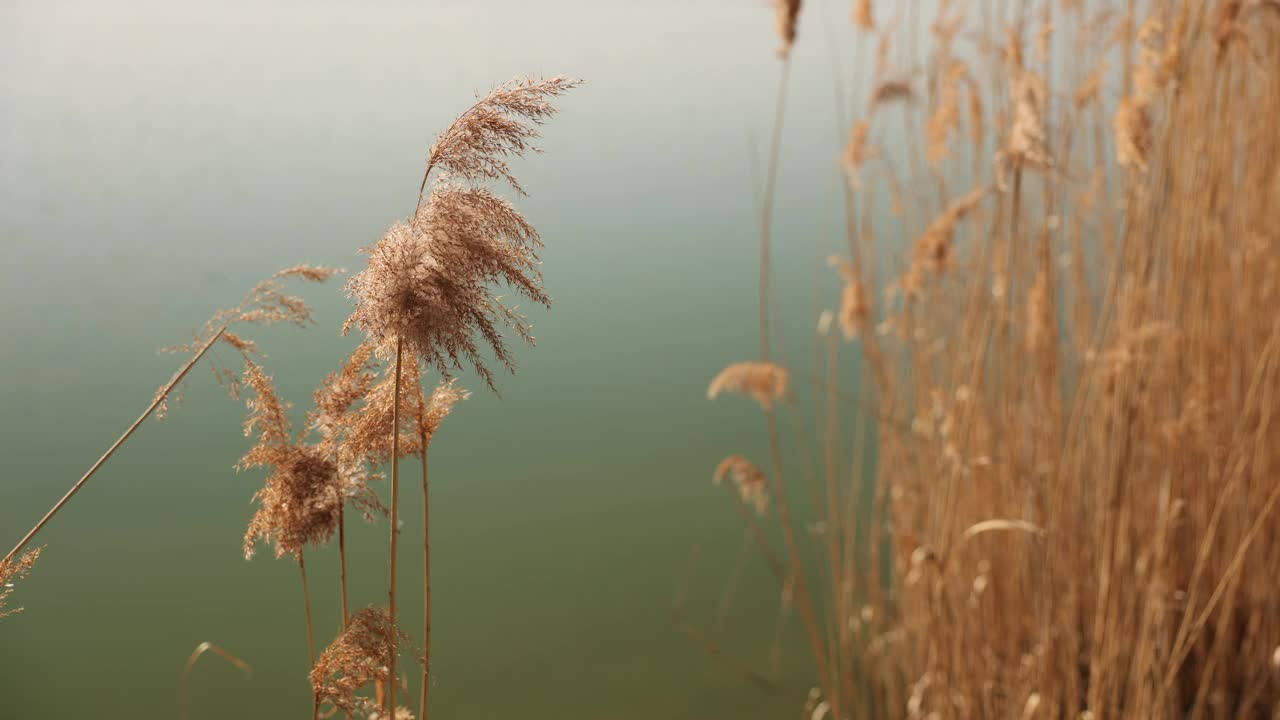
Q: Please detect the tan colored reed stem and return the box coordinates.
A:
[3,325,227,566]
[386,336,404,716]
[299,551,318,720]
[419,445,431,720]
[763,407,836,714]
[758,59,792,363]
[338,504,349,629]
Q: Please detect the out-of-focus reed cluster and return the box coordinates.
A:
[702,1,1280,717]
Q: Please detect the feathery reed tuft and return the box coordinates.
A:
[707,362,790,409]
[713,456,769,516]
[774,0,802,58]
[903,187,987,297]
[0,546,41,620]
[346,75,578,389]
[853,0,874,31]
[311,607,411,717]
[238,359,371,560]
[421,76,582,197]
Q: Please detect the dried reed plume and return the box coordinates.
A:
[311,607,411,718]
[707,362,790,409]
[902,186,987,297]
[853,0,874,31]
[774,0,802,58]
[0,546,41,620]
[829,255,869,339]
[343,350,429,466]
[1115,96,1152,172]
[345,76,579,388]
[310,342,379,450]
[239,360,345,560]
[1075,61,1108,108]
[713,456,769,516]
[343,188,548,391]
[416,379,469,446]
[869,79,915,109]
[1004,67,1052,170]
[927,61,968,164]
[842,119,875,179]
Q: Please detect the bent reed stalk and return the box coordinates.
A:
[2,326,225,566]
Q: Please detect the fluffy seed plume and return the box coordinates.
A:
[311,607,410,716]
[239,360,350,560]
[1025,268,1052,353]
[1075,61,1108,108]
[421,75,582,196]
[853,0,874,30]
[714,456,770,516]
[1114,96,1152,172]
[708,362,790,409]
[1006,69,1052,170]
[774,0,802,58]
[0,546,42,620]
[870,80,915,109]
[310,343,380,450]
[160,265,343,408]
[416,378,470,446]
[829,255,870,339]
[842,119,876,180]
[903,187,988,298]
[345,76,578,391]
[343,350,429,465]
[928,61,969,164]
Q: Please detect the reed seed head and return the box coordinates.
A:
[708,362,790,409]
[0,546,42,620]
[347,75,577,391]
[853,0,874,31]
[714,455,769,515]
[312,607,411,717]
[238,360,344,560]
[774,0,802,58]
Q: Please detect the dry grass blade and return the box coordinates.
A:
[959,519,1046,543]
[180,642,252,720]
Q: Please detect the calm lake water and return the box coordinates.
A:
[1,1,877,717]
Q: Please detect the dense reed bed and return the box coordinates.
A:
[2,75,578,720]
[703,0,1280,717]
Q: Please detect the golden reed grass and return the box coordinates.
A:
[699,1,1280,718]
[3,75,576,720]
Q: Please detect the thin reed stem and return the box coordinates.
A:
[763,407,836,715]
[338,504,349,628]
[419,445,431,720]
[386,336,404,716]
[759,59,792,362]
[299,551,318,720]
[4,325,227,565]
